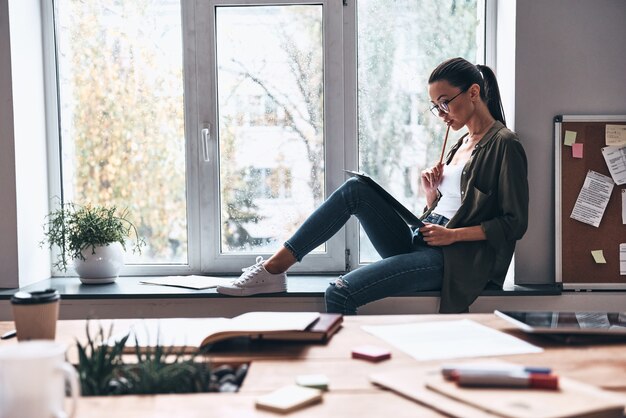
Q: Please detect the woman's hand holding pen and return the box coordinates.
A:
[421,162,444,207]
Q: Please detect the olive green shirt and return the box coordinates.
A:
[426,121,529,313]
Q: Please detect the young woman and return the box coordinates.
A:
[217,57,529,314]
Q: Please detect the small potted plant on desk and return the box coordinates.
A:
[42,202,145,284]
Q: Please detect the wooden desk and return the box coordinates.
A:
[2,314,626,417]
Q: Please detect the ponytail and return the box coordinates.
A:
[429,58,506,126]
[476,64,506,126]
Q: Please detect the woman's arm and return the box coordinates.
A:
[421,163,444,208]
[419,224,486,246]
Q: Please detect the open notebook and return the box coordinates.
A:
[109,312,343,352]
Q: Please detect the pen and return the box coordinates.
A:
[452,371,559,390]
[1,329,16,340]
[441,364,552,379]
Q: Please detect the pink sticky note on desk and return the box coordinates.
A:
[572,143,583,159]
[352,345,391,362]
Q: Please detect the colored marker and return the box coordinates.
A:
[441,364,551,379]
[452,371,559,390]
[0,329,16,340]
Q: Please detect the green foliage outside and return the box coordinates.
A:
[59,0,187,263]
[57,0,480,260]
[358,0,480,205]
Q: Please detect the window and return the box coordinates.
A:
[54,0,188,270]
[355,0,486,263]
[48,0,488,275]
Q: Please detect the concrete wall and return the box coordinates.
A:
[514,0,626,284]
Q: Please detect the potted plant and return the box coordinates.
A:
[76,322,248,395]
[42,202,145,284]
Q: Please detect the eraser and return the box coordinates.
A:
[351,345,391,362]
[296,374,329,390]
[255,385,322,413]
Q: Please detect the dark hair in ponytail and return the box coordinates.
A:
[428,57,506,126]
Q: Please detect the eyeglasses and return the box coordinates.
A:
[429,89,466,116]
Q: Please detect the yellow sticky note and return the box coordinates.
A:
[606,124,626,146]
[591,250,607,264]
[564,130,577,146]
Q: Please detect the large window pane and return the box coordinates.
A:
[216,5,324,254]
[55,0,188,264]
[357,0,484,262]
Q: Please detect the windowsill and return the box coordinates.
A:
[0,276,561,300]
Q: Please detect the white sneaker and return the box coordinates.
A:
[217,256,287,296]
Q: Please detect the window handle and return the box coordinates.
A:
[201,126,211,162]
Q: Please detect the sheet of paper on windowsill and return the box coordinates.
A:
[606,124,626,146]
[601,146,626,185]
[140,275,233,290]
[570,170,614,227]
[361,319,542,362]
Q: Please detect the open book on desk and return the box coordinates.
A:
[110,312,343,352]
[344,170,424,228]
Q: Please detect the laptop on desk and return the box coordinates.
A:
[495,310,626,343]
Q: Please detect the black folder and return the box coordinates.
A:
[344,170,424,228]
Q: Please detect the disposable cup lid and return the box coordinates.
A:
[11,289,60,305]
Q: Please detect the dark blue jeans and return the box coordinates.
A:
[284,177,446,315]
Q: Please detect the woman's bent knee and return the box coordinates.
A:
[325,278,357,315]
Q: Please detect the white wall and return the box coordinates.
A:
[514,0,626,284]
[0,0,50,289]
[0,0,19,288]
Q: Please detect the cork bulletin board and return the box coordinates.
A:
[555,115,626,289]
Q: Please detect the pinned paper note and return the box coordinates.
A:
[622,190,626,224]
[572,143,583,159]
[564,130,577,146]
[606,124,626,147]
[570,170,615,227]
[591,250,607,264]
[602,146,626,185]
[620,244,626,276]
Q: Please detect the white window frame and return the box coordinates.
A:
[43,0,494,276]
[343,0,495,270]
[193,0,346,273]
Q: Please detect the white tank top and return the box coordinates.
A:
[435,164,463,220]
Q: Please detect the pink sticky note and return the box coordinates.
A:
[572,143,583,159]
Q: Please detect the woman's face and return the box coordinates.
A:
[428,80,476,131]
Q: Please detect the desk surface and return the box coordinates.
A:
[2,314,626,417]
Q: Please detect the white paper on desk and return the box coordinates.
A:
[570,170,614,227]
[362,319,542,362]
[140,275,233,290]
[620,243,626,276]
[601,146,626,185]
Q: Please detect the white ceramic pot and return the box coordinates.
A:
[74,242,124,284]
